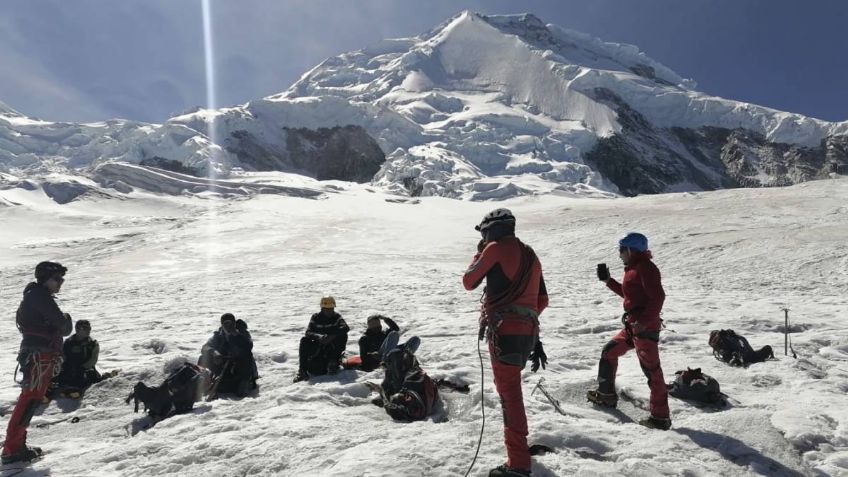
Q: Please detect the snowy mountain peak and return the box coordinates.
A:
[1,10,846,202]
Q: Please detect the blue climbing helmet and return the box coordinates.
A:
[619,232,648,252]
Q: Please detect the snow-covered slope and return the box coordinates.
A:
[1,176,846,476]
[1,11,847,201]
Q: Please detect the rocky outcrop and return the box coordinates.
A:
[585,88,848,195]
[284,126,385,182]
[224,125,384,183]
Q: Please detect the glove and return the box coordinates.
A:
[477,239,487,253]
[596,263,610,282]
[529,340,547,373]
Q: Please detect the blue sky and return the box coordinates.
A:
[1,0,846,123]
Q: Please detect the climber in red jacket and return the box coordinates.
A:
[588,232,671,430]
[463,208,548,477]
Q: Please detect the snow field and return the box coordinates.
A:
[0,177,846,476]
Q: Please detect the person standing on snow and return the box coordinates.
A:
[2,262,73,465]
[462,209,549,477]
[588,232,671,430]
[293,296,350,382]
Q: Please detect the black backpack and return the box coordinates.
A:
[384,368,439,422]
[126,363,210,418]
[667,368,724,405]
[709,329,774,367]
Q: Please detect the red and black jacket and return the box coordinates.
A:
[462,236,548,315]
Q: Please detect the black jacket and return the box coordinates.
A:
[63,335,99,370]
[305,311,349,340]
[359,318,399,355]
[203,328,254,359]
[16,282,72,352]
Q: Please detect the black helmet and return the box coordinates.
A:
[475,208,516,232]
[35,261,67,284]
[220,313,236,324]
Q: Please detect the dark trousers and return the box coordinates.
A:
[597,328,670,419]
[298,334,347,375]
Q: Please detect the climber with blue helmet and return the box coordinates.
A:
[588,233,671,430]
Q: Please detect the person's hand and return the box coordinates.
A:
[596,263,610,282]
[529,340,547,373]
[477,239,487,253]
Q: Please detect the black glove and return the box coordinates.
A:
[596,263,610,282]
[529,340,547,373]
[477,239,487,253]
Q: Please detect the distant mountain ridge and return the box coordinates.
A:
[0,11,845,201]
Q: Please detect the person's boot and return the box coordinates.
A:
[292,369,308,383]
[587,389,618,408]
[489,465,531,477]
[327,361,340,375]
[1,445,43,465]
[639,416,672,430]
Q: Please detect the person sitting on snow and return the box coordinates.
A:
[357,314,400,371]
[293,296,349,382]
[52,319,102,398]
[198,313,258,397]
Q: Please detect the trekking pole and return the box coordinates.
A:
[782,307,789,356]
[206,359,232,402]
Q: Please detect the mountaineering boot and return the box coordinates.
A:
[327,361,340,375]
[489,465,531,477]
[587,389,618,408]
[1,445,43,465]
[292,369,308,383]
[639,416,672,430]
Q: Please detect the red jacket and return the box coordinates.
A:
[606,251,665,331]
[462,237,548,314]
